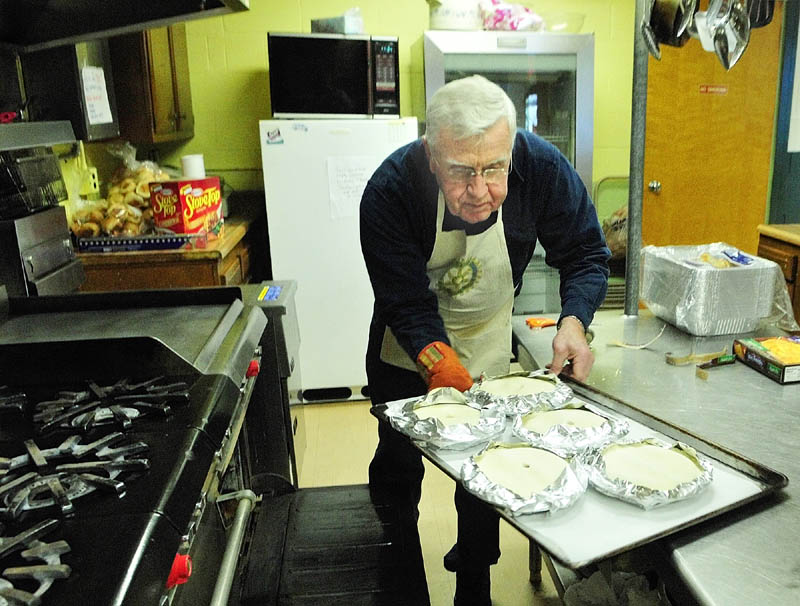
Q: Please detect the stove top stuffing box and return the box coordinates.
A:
[0,286,267,604]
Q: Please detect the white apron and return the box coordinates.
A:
[380,192,515,378]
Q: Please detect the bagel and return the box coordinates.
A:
[135,181,151,198]
[119,178,136,194]
[123,191,146,207]
[72,221,100,238]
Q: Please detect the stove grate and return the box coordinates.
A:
[0,387,26,415]
[0,434,149,520]
[33,377,190,435]
[0,518,70,604]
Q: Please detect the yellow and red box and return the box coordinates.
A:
[733,336,800,384]
[150,177,223,239]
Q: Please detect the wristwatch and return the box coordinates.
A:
[557,315,585,332]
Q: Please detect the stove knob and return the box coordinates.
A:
[246,359,260,377]
[166,554,192,589]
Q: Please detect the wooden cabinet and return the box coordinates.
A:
[109,23,194,143]
[77,218,252,292]
[757,224,800,324]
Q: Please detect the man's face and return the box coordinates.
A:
[427,119,512,224]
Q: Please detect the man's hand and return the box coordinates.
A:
[548,316,594,381]
[417,341,474,392]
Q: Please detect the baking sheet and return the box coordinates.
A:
[372,385,787,569]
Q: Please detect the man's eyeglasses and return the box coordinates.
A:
[438,157,512,186]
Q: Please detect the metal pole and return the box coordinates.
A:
[625,0,649,316]
[209,490,257,606]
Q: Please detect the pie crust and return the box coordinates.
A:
[475,446,567,498]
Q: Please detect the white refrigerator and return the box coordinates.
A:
[259,118,419,399]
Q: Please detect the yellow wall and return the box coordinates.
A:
[159,0,635,191]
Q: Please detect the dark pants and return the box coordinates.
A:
[367,353,501,570]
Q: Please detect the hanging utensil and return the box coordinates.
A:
[642,0,662,59]
[651,0,695,48]
[675,0,698,37]
[713,25,731,70]
[728,1,751,68]
[748,0,774,28]
[706,0,740,71]
[709,1,750,71]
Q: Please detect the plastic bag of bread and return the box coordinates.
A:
[99,142,173,237]
[70,198,106,239]
[106,142,171,205]
[602,205,627,260]
[69,196,148,238]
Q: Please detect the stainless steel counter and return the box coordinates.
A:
[511,310,799,606]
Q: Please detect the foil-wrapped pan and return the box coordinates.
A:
[384,387,506,450]
[512,404,629,457]
[468,370,574,416]
[581,438,714,510]
[460,442,588,516]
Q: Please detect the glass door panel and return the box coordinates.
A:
[443,54,577,164]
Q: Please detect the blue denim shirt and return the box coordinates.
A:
[360,128,610,364]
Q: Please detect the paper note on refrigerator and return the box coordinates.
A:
[326,155,379,219]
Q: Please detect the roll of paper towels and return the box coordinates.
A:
[181,154,206,178]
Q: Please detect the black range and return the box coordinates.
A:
[0,288,266,605]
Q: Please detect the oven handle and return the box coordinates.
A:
[209,489,258,606]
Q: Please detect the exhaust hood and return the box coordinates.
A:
[0,0,249,53]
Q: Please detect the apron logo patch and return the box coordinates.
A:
[438,256,483,296]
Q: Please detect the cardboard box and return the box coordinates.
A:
[150,177,223,237]
[733,336,800,384]
[311,13,363,33]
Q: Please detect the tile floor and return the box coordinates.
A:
[297,400,563,606]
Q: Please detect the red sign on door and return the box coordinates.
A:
[699,84,728,95]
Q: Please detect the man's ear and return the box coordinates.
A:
[422,137,435,174]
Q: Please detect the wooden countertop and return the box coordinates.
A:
[77,217,251,265]
[757,223,800,247]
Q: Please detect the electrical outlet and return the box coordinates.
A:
[81,167,99,196]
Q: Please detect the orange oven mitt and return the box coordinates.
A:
[526,316,557,329]
[416,341,474,392]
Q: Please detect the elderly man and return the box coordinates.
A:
[360,75,609,606]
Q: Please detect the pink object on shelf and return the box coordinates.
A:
[480,0,544,31]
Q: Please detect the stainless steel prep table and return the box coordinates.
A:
[511,309,798,606]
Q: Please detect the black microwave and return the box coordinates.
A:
[267,32,400,119]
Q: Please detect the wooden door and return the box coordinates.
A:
[147,27,178,139]
[642,3,784,254]
[168,24,195,138]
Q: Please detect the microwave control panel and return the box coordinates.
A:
[371,38,400,115]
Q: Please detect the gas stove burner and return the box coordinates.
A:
[0,518,70,605]
[0,387,26,415]
[0,434,149,520]
[33,377,190,435]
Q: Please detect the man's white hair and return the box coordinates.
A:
[425,75,516,154]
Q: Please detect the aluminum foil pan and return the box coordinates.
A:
[468,370,574,416]
[581,438,714,510]
[639,242,799,336]
[512,404,629,457]
[460,442,588,516]
[384,387,506,450]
